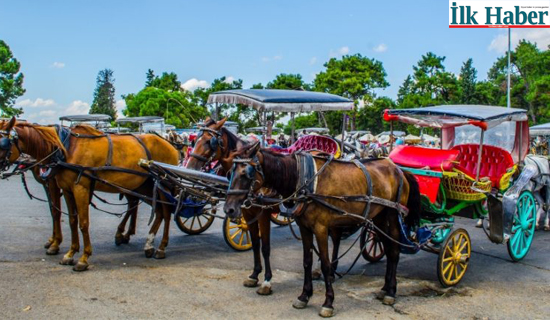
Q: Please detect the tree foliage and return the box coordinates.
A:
[266,73,310,90]
[89,69,117,119]
[0,40,25,117]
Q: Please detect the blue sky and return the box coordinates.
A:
[1,0,548,124]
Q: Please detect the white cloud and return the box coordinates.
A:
[224,76,235,84]
[261,55,283,63]
[17,98,56,108]
[310,56,317,65]
[51,62,65,68]
[39,110,56,117]
[65,100,90,115]
[489,29,550,52]
[373,43,388,53]
[116,99,126,119]
[329,46,350,57]
[181,78,210,92]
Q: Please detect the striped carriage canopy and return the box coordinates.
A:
[207,89,354,112]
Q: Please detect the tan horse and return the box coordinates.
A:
[0,117,179,271]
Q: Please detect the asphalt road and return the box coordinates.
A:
[0,175,549,319]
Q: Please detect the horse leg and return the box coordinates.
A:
[243,209,262,288]
[124,197,139,242]
[46,183,63,255]
[534,191,545,230]
[257,211,273,295]
[73,185,92,272]
[60,191,79,266]
[154,199,172,259]
[144,204,164,258]
[314,225,335,318]
[115,210,133,246]
[292,224,314,310]
[329,228,343,282]
[379,210,400,306]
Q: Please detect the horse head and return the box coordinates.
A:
[186,117,227,170]
[0,117,21,172]
[223,141,262,219]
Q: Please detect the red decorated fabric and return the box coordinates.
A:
[389,145,459,171]
[271,135,338,155]
[451,144,514,188]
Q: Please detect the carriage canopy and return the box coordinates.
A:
[207,89,354,112]
[529,122,550,136]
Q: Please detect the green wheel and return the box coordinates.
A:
[507,190,536,262]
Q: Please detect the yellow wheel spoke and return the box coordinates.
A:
[190,216,196,230]
[457,239,468,253]
[228,225,240,229]
[197,216,203,228]
[442,261,453,275]
[238,232,244,246]
[443,256,453,262]
[230,229,242,240]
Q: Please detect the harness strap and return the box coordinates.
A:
[352,159,373,218]
[105,134,113,166]
[131,134,152,160]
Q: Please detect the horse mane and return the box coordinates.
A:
[15,123,67,160]
[221,127,246,151]
[258,149,298,197]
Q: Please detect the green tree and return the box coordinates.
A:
[148,71,181,92]
[0,40,25,117]
[89,69,117,119]
[194,76,243,119]
[357,97,396,133]
[145,69,155,87]
[314,54,389,130]
[398,52,459,108]
[266,73,310,90]
[124,87,207,128]
[458,58,477,104]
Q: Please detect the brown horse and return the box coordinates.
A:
[224,143,421,317]
[0,117,179,271]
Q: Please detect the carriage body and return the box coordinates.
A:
[384,105,536,286]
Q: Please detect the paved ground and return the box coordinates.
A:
[0,175,549,319]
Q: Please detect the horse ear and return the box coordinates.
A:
[245,141,261,157]
[214,118,227,129]
[6,116,16,130]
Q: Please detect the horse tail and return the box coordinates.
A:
[403,170,421,227]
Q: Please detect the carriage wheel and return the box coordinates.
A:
[223,216,252,251]
[270,212,294,226]
[174,213,215,235]
[360,226,385,263]
[437,228,471,288]
[507,191,536,262]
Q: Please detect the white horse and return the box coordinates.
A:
[525,155,550,230]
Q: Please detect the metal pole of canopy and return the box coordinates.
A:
[507,27,511,108]
[389,122,394,153]
[290,112,295,144]
[340,113,346,153]
[262,111,266,147]
[518,122,522,164]
[476,130,485,181]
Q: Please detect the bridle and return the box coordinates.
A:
[226,155,264,209]
[0,128,21,172]
[189,126,224,170]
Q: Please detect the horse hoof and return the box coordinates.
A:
[115,235,123,246]
[312,269,322,280]
[144,248,154,258]
[256,284,272,296]
[59,257,75,266]
[243,278,259,288]
[292,298,308,309]
[375,290,386,301]
[319,307,334,318]
[122,235,130,244]
[44,241,52,249]
[154,250,166,259]
[46,246,59,255]
[382,296,396,306]
[73,262,89,272]
[545,226,550,231]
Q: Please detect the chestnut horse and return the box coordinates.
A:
[1,121,144,256]
[187,118,347,295]
[224,143,421,317]
[0,117,179,271]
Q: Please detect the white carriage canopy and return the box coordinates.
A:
[530,122,550,136]
[385,105,530,162]
[207,89,354,112]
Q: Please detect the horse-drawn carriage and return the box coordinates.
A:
[375,105,535,286]
[529,122,550,155]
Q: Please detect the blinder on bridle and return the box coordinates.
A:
[0,128,19,171]
[226,156,264,209]
[189,126,223,168]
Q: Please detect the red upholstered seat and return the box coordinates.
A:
[271,135,339,156]
[389,145,460,171]
[451,144,514,188]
